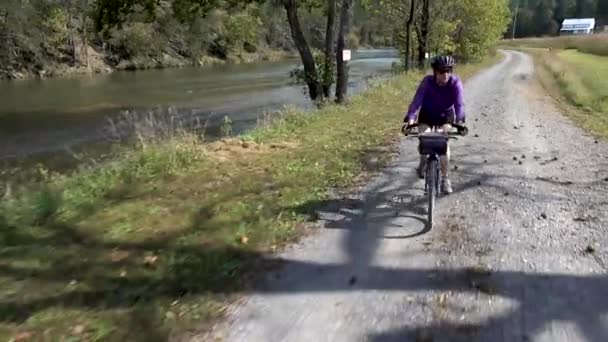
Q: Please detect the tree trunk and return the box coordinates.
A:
[82,12,89,68]
[0,10,10,69]
[335,0,354,103]
[575,0,584,17]
[405,0,416,71]
[66,2,77,66]
[283,0,322,101]
[416,0,429,68]
[323,0,337,99]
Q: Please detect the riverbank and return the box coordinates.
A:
[0,53,501,341]
[1,46,297,81]
[525,48,608,138]
[0,49,397,167]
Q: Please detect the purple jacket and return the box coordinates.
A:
[405,75,465,122]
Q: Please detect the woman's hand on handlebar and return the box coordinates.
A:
[401,120,417,135]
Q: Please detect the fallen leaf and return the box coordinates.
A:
[144,255,159,266]
[109,250,131,263]
[438,293,448,307]
[120,270,128,277]
[72,325,85,335]
[240,235,249,245]
[13,332,34,341]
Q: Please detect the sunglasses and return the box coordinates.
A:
[436,68,452,74]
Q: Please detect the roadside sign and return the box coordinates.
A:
[343,49,351,62]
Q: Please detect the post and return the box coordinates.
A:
[511,0,519,40]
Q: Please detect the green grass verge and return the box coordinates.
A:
[0,54,501,341]
[499,34,608,56]
[527,48,608,138]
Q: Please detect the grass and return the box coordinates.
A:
[0,53,502,341]
[499,33,608,56]
[526,47,608,138]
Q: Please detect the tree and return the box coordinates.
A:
[415,0,429,67]
[378,0,415,70]
[335,0,354,103]
[283,0,323,100]
[323,0,336,98]
[454,0,510,61]
[575,0,597,17]
[405,0,415,70]
[599,0,608,23]
[533,0,558,36]
[427,0,458,54]
[554,0,576,24]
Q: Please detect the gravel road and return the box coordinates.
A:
[204,50,608,342]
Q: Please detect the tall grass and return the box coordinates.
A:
[104,107,209,145]
[1,108,209,230]
[501,33,608,56]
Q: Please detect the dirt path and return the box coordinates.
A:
[203,50,608,342]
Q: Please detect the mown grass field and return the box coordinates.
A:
[0,55,501,342]
[500,33,608,56]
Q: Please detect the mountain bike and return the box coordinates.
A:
[401,123,468,228]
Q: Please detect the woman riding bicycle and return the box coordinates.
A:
[403,55,466,194]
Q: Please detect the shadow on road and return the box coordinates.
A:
[1,140,607,341]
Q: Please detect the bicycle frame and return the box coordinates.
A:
[402,123,467,228]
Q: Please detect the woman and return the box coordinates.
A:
[403,55,466,194]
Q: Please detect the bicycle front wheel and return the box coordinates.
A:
[426,158,438,228]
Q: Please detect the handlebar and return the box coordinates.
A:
[401,123,469,137]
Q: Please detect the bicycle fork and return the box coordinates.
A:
[424,155,441,195]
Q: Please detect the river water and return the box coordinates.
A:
[0,49,399,163]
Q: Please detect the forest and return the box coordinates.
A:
[507,0,608,38]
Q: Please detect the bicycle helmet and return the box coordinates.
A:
[431,55,455,70]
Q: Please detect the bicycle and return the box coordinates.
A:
[401,123,468,228]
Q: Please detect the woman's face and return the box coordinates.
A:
[434,67,452,86]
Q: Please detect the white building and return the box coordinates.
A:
[560,18,596,35]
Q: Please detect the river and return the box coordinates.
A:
[0,49,399,164]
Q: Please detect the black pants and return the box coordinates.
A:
[417,107,455,127]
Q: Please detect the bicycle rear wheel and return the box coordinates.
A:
[426,158,438,228]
